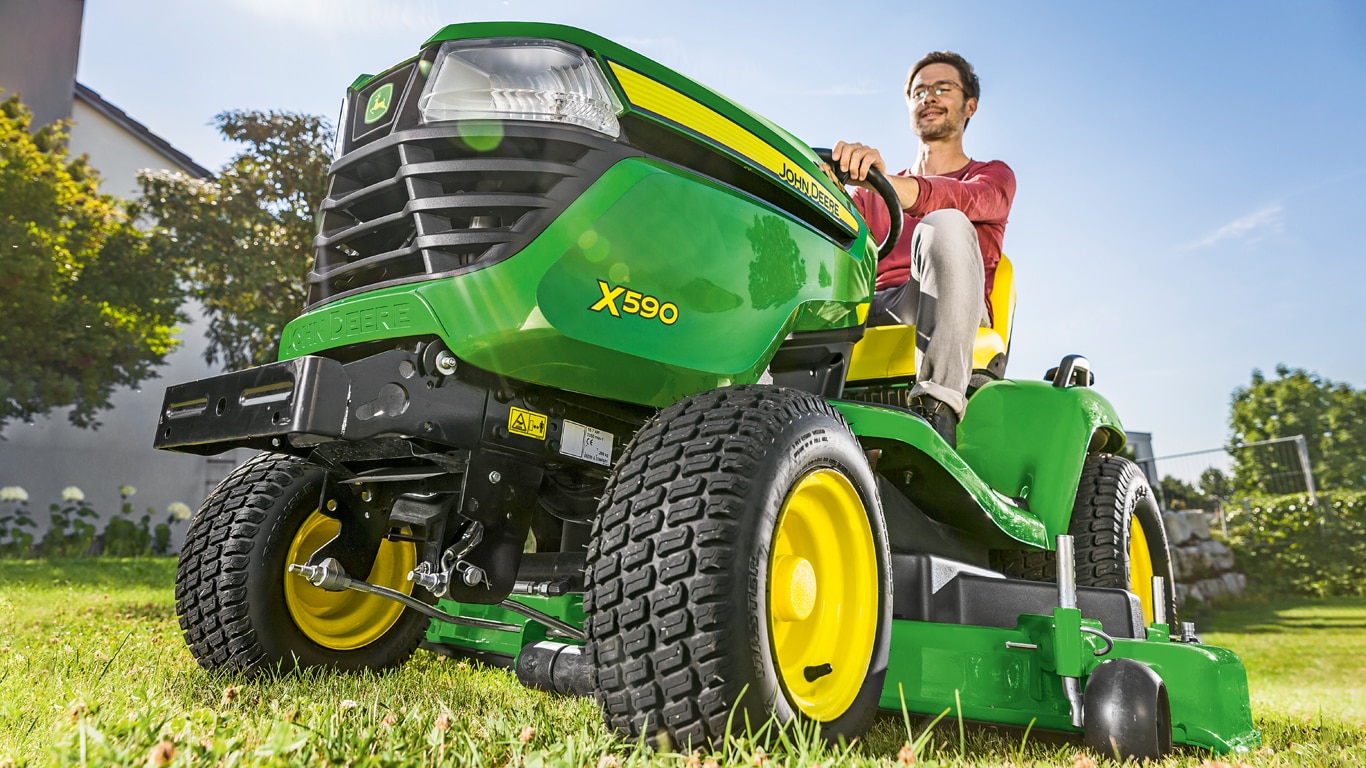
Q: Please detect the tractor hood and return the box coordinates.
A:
[287,22,877,408]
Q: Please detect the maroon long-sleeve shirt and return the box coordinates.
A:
[852,159,1016,307]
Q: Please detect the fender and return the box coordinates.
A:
[835,379,1125,549]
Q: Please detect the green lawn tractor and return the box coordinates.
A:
[155,22,1259,759]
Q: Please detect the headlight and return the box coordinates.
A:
[332,94,348,158]
[418,39,623,137]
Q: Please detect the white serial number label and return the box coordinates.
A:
[560,420,613,466]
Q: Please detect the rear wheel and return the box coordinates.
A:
[992,454,1177,626]
[586,386,891,748]
[175,453,426,675]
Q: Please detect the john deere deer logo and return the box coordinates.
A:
[365,83,394,124]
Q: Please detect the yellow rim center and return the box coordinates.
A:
[774,555,818,621]
[769,468,878,722]
[284,510,416,650]
[1129,512,1156,625]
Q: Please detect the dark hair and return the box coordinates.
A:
[906,51,981,103]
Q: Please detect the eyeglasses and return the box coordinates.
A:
[908,81,962,101]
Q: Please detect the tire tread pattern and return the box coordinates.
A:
[174,452,422,675]
[991,453,1177,621]
[585,386,861,747]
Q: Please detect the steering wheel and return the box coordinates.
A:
[813,147,903,259]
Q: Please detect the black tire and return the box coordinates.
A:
[175,453,427,675]
[1083,658,1173,761]
[992,454,1178,626]
[585,386,892,748]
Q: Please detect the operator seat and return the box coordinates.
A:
[844,254,1016,396]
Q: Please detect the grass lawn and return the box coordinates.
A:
[1,557,1363,766]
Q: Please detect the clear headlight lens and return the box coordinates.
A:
[332,94,348,158]
[418,39,623,137]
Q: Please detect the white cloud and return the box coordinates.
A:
[1183,203,1284,250]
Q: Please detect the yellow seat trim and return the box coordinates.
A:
[846,254,1016,383]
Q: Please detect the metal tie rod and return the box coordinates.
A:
[497,598,586,642]
[289,558,587,641]
[289,559,519,633]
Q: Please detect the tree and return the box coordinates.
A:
[1229,365,1366,493]
[1199,467,1232,502]
[1159,475,1201,510]
[139,110,333,370]
[0,96,184,429]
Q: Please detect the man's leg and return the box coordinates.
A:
[906,209,987,418]
[867,280,917,327]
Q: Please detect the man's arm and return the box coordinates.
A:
[907,162,1014,223]
[827,142,1014,222]
[824,141,923,209]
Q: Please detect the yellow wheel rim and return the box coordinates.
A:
[1129,513,1156,625]
[284,510,416,650]
[769,468,879,722]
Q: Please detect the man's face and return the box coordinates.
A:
[906,62,977,142]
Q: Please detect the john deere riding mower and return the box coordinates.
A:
[155,21,1259,759]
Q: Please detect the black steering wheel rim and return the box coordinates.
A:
[812,147,903,259]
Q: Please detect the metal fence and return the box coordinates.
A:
[1134,435,1318,535]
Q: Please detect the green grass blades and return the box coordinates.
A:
[2,559,1365,766]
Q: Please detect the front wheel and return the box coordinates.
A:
[175,453,426,675]
[586,386,892,748]
[1084,658,1173,760]
[1071,454,1178,626]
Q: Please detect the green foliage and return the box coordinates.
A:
[0,484,187,558]
[153,522,173,556]
[1159,474,1201,510]
[101,514,152,557]
[1156,468,1231,511]
[1200,467,1233,500]
[138,110,333,370]
[1225,490,1366,597]
[40,497,98,557]
[1229,365,1366,493]
[0,95,185,428]
[0,496,36,557]
[101,491,152,557]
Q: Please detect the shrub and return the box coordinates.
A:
[0,485,36,557]
[102,486,154,557]
[41,487,98,557]
[1224,490,1366,597]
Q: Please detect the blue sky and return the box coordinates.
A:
[76,0,1366,458]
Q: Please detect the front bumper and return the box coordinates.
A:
[153,347,634,472]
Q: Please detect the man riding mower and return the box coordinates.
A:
[155,22,1259,760]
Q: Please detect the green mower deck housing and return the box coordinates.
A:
[155,22,1258,758]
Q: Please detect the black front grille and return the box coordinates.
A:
[307,123,638,308]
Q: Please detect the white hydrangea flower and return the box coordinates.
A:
[0,486,28,503]
[167,502,192,521]
[119,485,136,497]
[60,486,85,502]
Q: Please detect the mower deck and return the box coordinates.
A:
[424,554,1258,754]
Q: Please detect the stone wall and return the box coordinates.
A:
[1163,509,1247,607]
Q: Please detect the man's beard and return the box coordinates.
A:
[915,108,963,141]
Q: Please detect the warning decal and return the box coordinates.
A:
[508,407,548,440]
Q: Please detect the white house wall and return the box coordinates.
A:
[69,97,182,198]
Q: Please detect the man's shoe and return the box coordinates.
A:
[907,394,959,449]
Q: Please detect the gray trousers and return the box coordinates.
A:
[867,208,988,418]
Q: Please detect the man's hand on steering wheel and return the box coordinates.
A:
[821,141,887,189]
[813,146,903,259]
